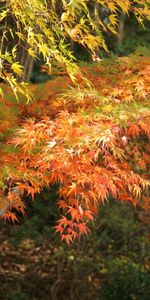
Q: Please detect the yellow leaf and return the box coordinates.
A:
[107,2,117,12]
[11,62,23,75]
[102,104,113,113]
[109,14,118,26]
[28,48,37,59]
[39,44,50,59]
[0,10,7,21]
[16,32,26,41]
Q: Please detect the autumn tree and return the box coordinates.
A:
[0,0,150,243]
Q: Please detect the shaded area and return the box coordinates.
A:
[0,200,150,300]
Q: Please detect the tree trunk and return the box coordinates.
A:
[17,44,34,82]
[118,12,126,47]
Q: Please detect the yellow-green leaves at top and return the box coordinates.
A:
[0,0,150,99]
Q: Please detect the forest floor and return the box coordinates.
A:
[0,201,150,300]
[0,226,58,300]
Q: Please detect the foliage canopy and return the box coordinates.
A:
[0,52,150,242]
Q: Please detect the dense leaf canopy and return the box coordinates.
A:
[0,53,150,242]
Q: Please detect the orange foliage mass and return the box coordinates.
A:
[0,55,150,243]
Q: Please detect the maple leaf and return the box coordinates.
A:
[84,210,94,221]
[133,184,141,198]
[11,62,24,75]
[67,206,83,222]
[55,224,64,234]
[127,124,141,137]
[109,14,118,26]
[4,211,19,223]
[66,228,78,240]
[57,200,68,209]
[61,234,73,244]
[78,223,90,236]
[140,122,150,138]
[58,216,69,228]
[16,205,26,216]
